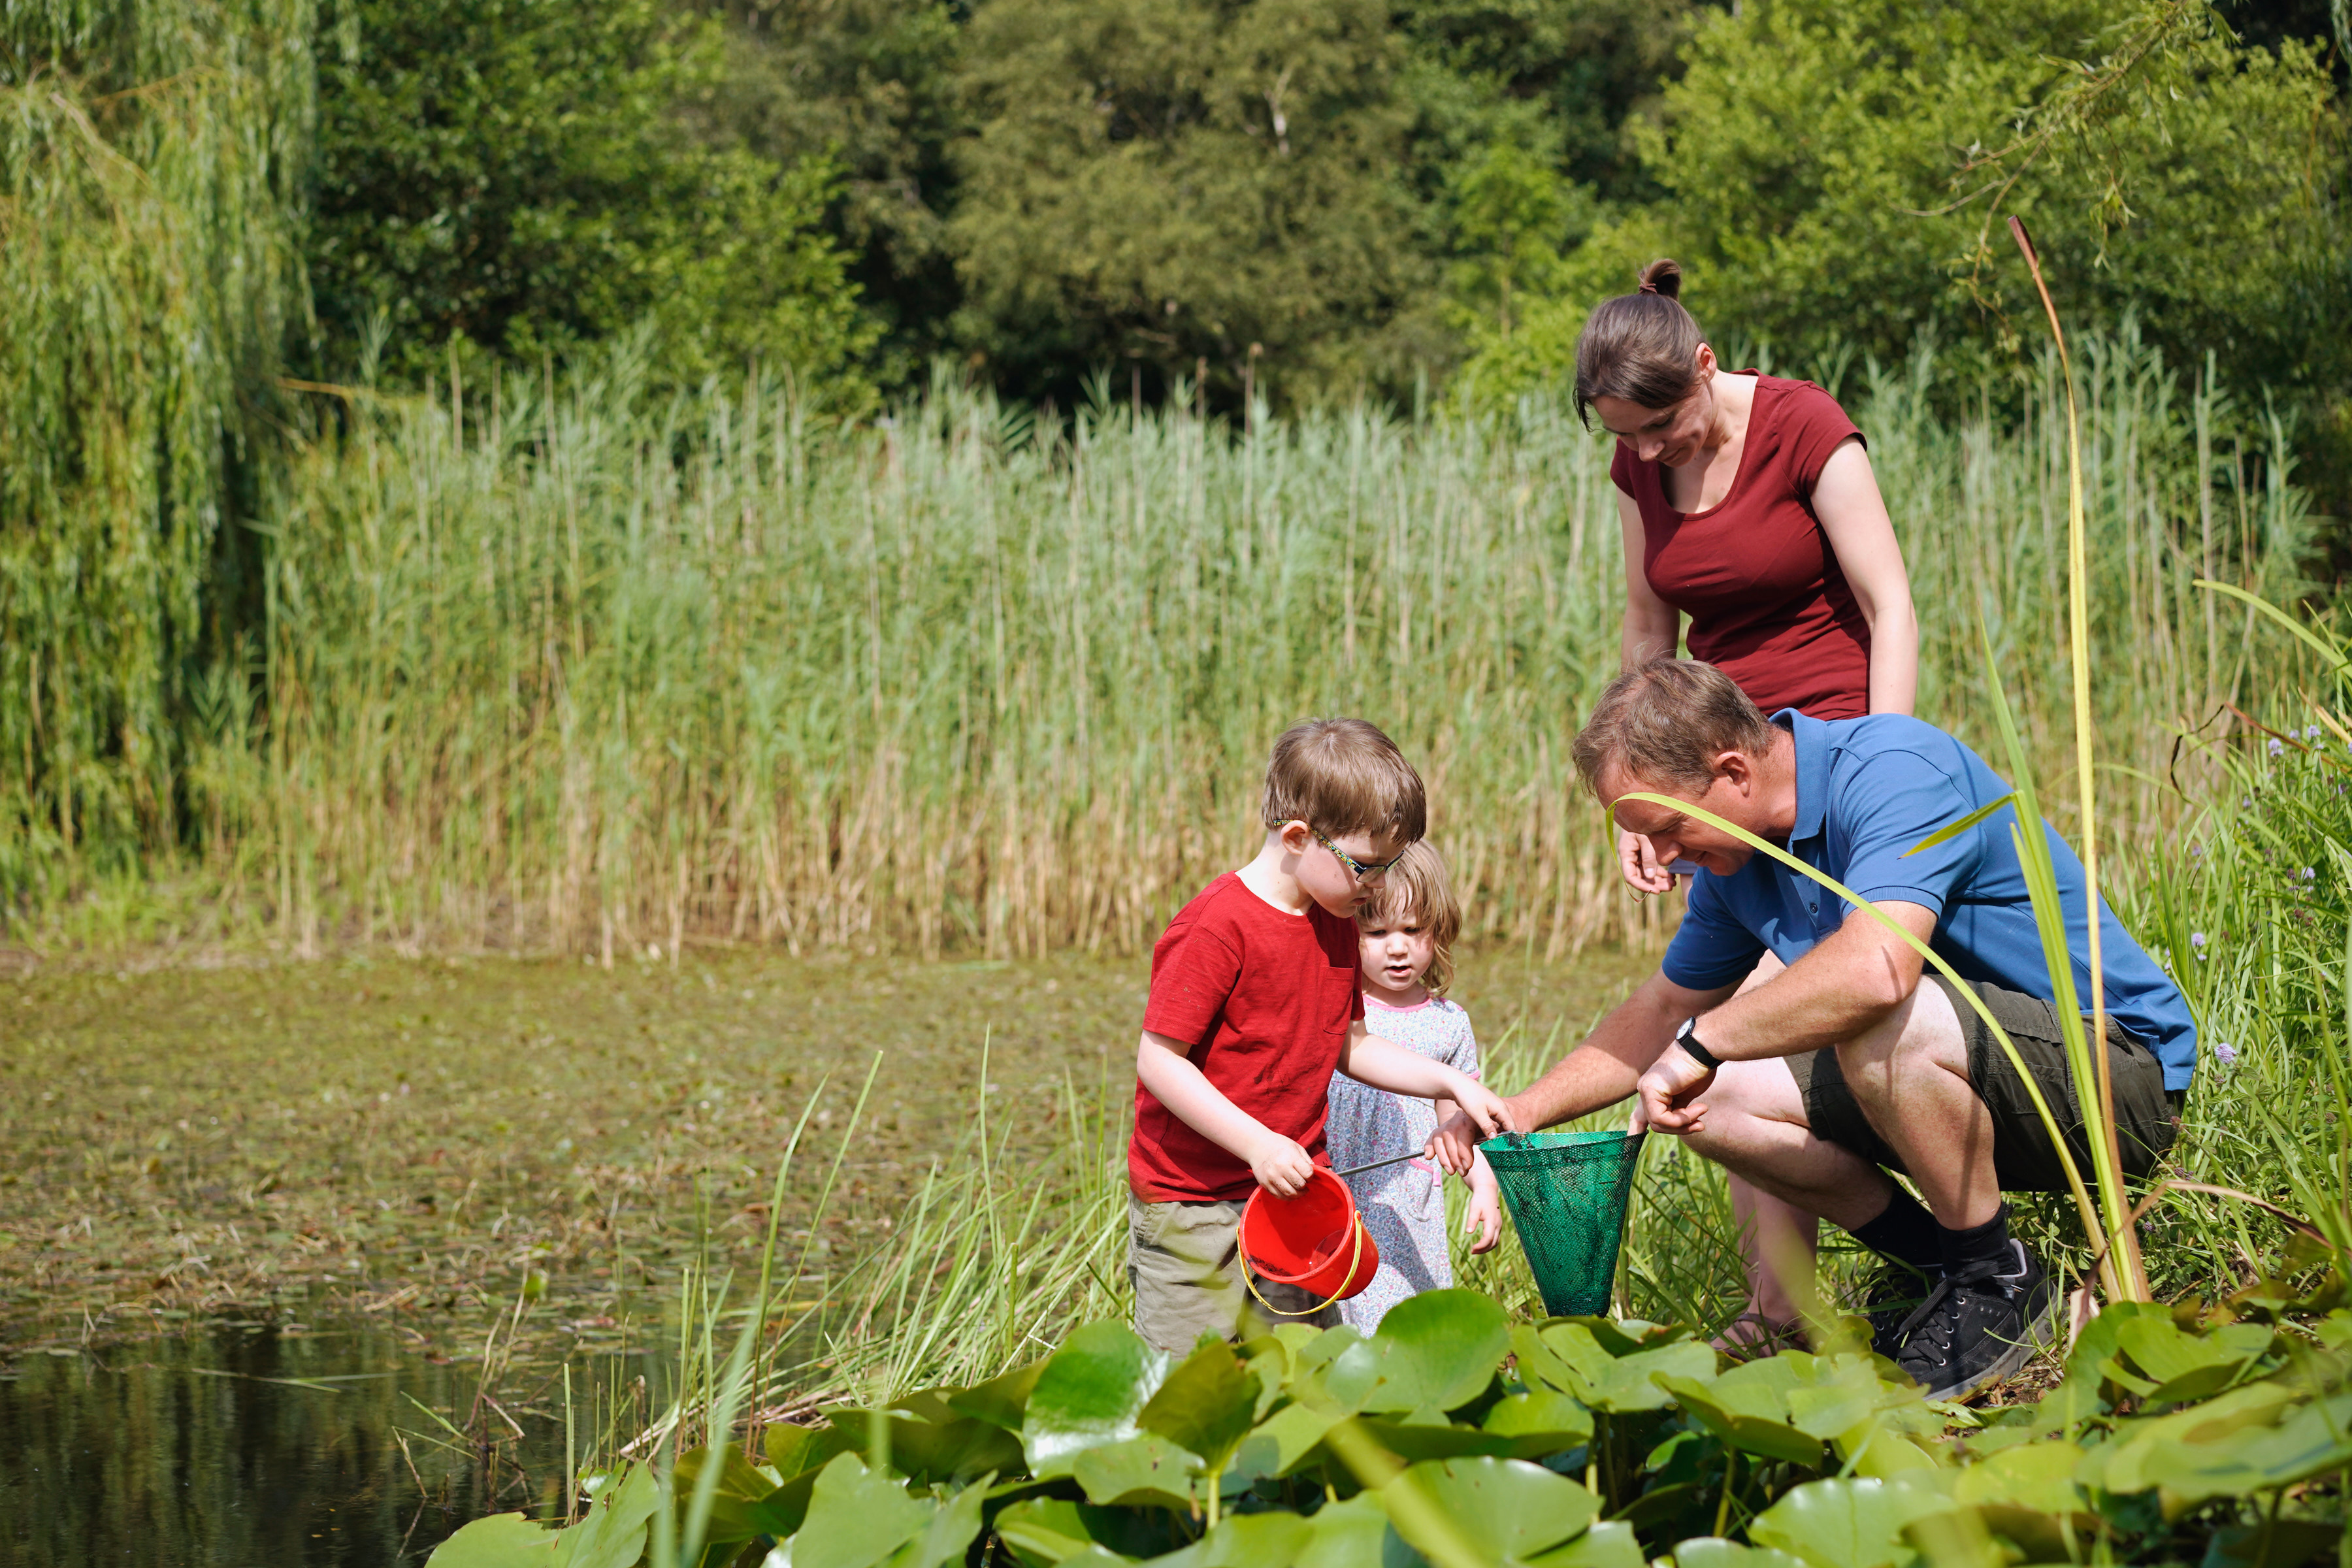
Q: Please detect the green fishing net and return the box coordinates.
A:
[1480,1130,1646,1318]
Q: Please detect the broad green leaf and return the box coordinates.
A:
[788,1452,936,1568]
[889,1388,964,1424]
[1384,1456,1601,1563]
[553,1463,659,1568]
[1482,1386,1595,1458]
[1671,1539,1810,1568]
[1526,1519,1645,1567]
[2076,1380,2308,1496]
[1293,1490,1394,1568]
[671,1443,776,1546]
[992,1497,1161,1567]
[1290,1324,1363,1375]
[1145,1511,1316,1568]
[1138,1341,1260,1473]
[1360,1289,1511,1413]
[766,1421,861,1482]
[948,1358,1047,1432]
[1953,1441,2085,1514]
[2093,1390,2352,1505]
[1318,1335,1386,1411]
[425,1513,559,1566]
[820,1409,1026,1485]
[879,1475,990,1568]
[1072,1433,1202,1511]
[1539,1322,1717,1412]
[1230,1401,1342,1481]
[1022,1322,1171,1477]
[1747,1477,1957,1568]
[2116,1318,2274,1405]
[1342,1416,1517,1463]
[1658,1374,1824,1467]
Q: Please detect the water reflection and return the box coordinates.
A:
[0,1322,661,1568]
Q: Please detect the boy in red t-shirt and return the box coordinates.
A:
[1128,717,1514,1352]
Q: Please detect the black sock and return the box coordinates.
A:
[1848,1188,1940,1274]
[1938,1203,2014,1276]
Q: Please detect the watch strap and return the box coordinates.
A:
[1676,1017,1722,1071]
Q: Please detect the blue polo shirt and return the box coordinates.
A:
[1661,711,2198,1090]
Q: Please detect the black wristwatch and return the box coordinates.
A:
[1674,1015,1723,1071]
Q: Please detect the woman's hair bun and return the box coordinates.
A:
[1637,258,1682,299]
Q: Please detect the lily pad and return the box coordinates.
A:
[881,1478,990,1568]
[1072,1433,1203,1511]
[766,1422,862,1484]
[949,1357,1048,1432]
[1023,1322,1171,1478]
[1384,1456,1601,1563]
[425,1513,558,1566]
[1292,1490,1396,1568]
[1137,1341,1260,1474]
[1526,1519,1645,1567]
[1671,1539,1809,1568]
[1657,1373,1823,1467]
[820,1408,1026,1485]
[1229,1401,1343,1482]
[788,1452,938,1568]
[1538,1322,1717,1412]
[1482,1386,1595,1458]
[1747,1476,1957,1568]
[992,1497,1172,1567]
[553,1463,659,1568]
[672,1441,781,1548]
[1144,1511,1316,1568]
[2116,1318,2276,1405]
[1359,1290,1512,1413]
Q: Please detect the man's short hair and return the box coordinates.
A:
[1572,659,1776,796]
[1262,718,1427,845]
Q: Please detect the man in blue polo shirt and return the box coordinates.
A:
[1438,659,2194,1401]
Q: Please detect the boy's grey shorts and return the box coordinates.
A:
[1127,1193,1336,1356]
[1786,974,2181,1194]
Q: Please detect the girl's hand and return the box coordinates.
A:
[1465,1173,1503,1254]
[1618,828,1673,895]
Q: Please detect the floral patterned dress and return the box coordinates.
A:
[1324,992,1479,1333]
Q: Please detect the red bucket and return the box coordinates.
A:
[1239,1167,1381,1306]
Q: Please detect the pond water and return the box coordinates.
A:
[0,1321,664,1568]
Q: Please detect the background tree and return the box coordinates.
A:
[310,0,874,393]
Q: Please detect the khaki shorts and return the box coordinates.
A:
[1127,1193,1337,1356]
[1788,975,2181,1193]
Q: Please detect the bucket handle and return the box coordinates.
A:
[1238,1214,1369,1319]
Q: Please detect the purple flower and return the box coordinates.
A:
[2191,932,2207,947]
[2308,726,2325,741]
[2213,1041,2239,1066]
[2269,738,2286,758]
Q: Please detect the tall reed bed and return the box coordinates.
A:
[14,335,2316,958]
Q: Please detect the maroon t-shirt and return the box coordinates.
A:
[1610,374,1871,719]
[1129,872,1366,1203]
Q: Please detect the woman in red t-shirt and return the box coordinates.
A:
[1575,258,1919,1348]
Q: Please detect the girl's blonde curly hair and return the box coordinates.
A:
[1356,840,1462,996]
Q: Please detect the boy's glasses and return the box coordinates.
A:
[1313,828,1405,882]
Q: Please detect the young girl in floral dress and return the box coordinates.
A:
[1324,842,1501,1331]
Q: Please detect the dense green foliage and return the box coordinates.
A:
[308,0,873,388]
[429,1287,2352,1568]
[6,333,2308,955]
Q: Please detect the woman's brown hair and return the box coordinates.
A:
[1572,259,1705,429]
[1356,840,1462,996]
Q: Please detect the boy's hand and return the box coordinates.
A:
[1248,1132,1316,1198]
[1464,1170,1503,1255]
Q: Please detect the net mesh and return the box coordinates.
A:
[1480,1130,1646,1317]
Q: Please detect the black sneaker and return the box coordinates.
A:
[1891,1241,2057,1401]
[1860,1260,1941,1360]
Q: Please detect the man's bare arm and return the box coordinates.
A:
[1431,970,1731,1166]
[1693,902,1936,1060]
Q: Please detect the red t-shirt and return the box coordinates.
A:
[1128,872,1367,1203]
[1610,374,1871,719]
